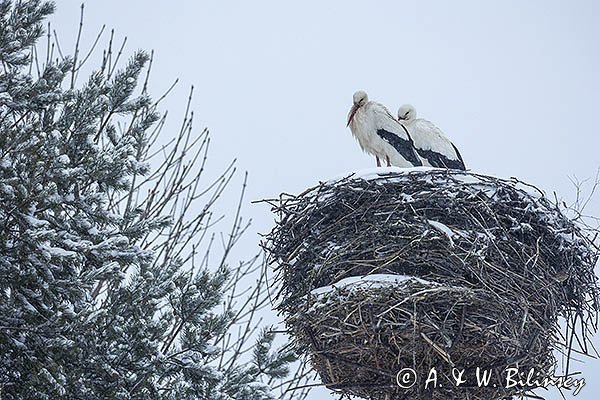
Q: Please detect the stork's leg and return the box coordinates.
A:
[386,155,391,167]
[376,156,381,167]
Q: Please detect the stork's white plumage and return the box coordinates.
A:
[397,104,466,170]
[347,91,421,168]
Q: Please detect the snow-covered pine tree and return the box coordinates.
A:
[0,1,300,399]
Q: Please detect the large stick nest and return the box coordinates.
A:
[261,168,599,400]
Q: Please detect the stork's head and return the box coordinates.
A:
[398,104,417,121]
[347,90,368,127]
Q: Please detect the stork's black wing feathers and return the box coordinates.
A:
[415,147,465,170]
[376,129,422,166]
[451,143,466,170]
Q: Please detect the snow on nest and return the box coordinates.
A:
[325,166,432,183]
[324,167,545,199]
[310,274,436,296]
[427,219,459,246]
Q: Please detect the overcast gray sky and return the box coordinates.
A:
[53,1,600,398]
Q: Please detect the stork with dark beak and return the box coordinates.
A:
[347,91,421,168]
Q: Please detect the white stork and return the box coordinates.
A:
[347,91,421,168]
[397,104,466,170]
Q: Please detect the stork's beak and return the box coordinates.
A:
[347,104,359,127]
